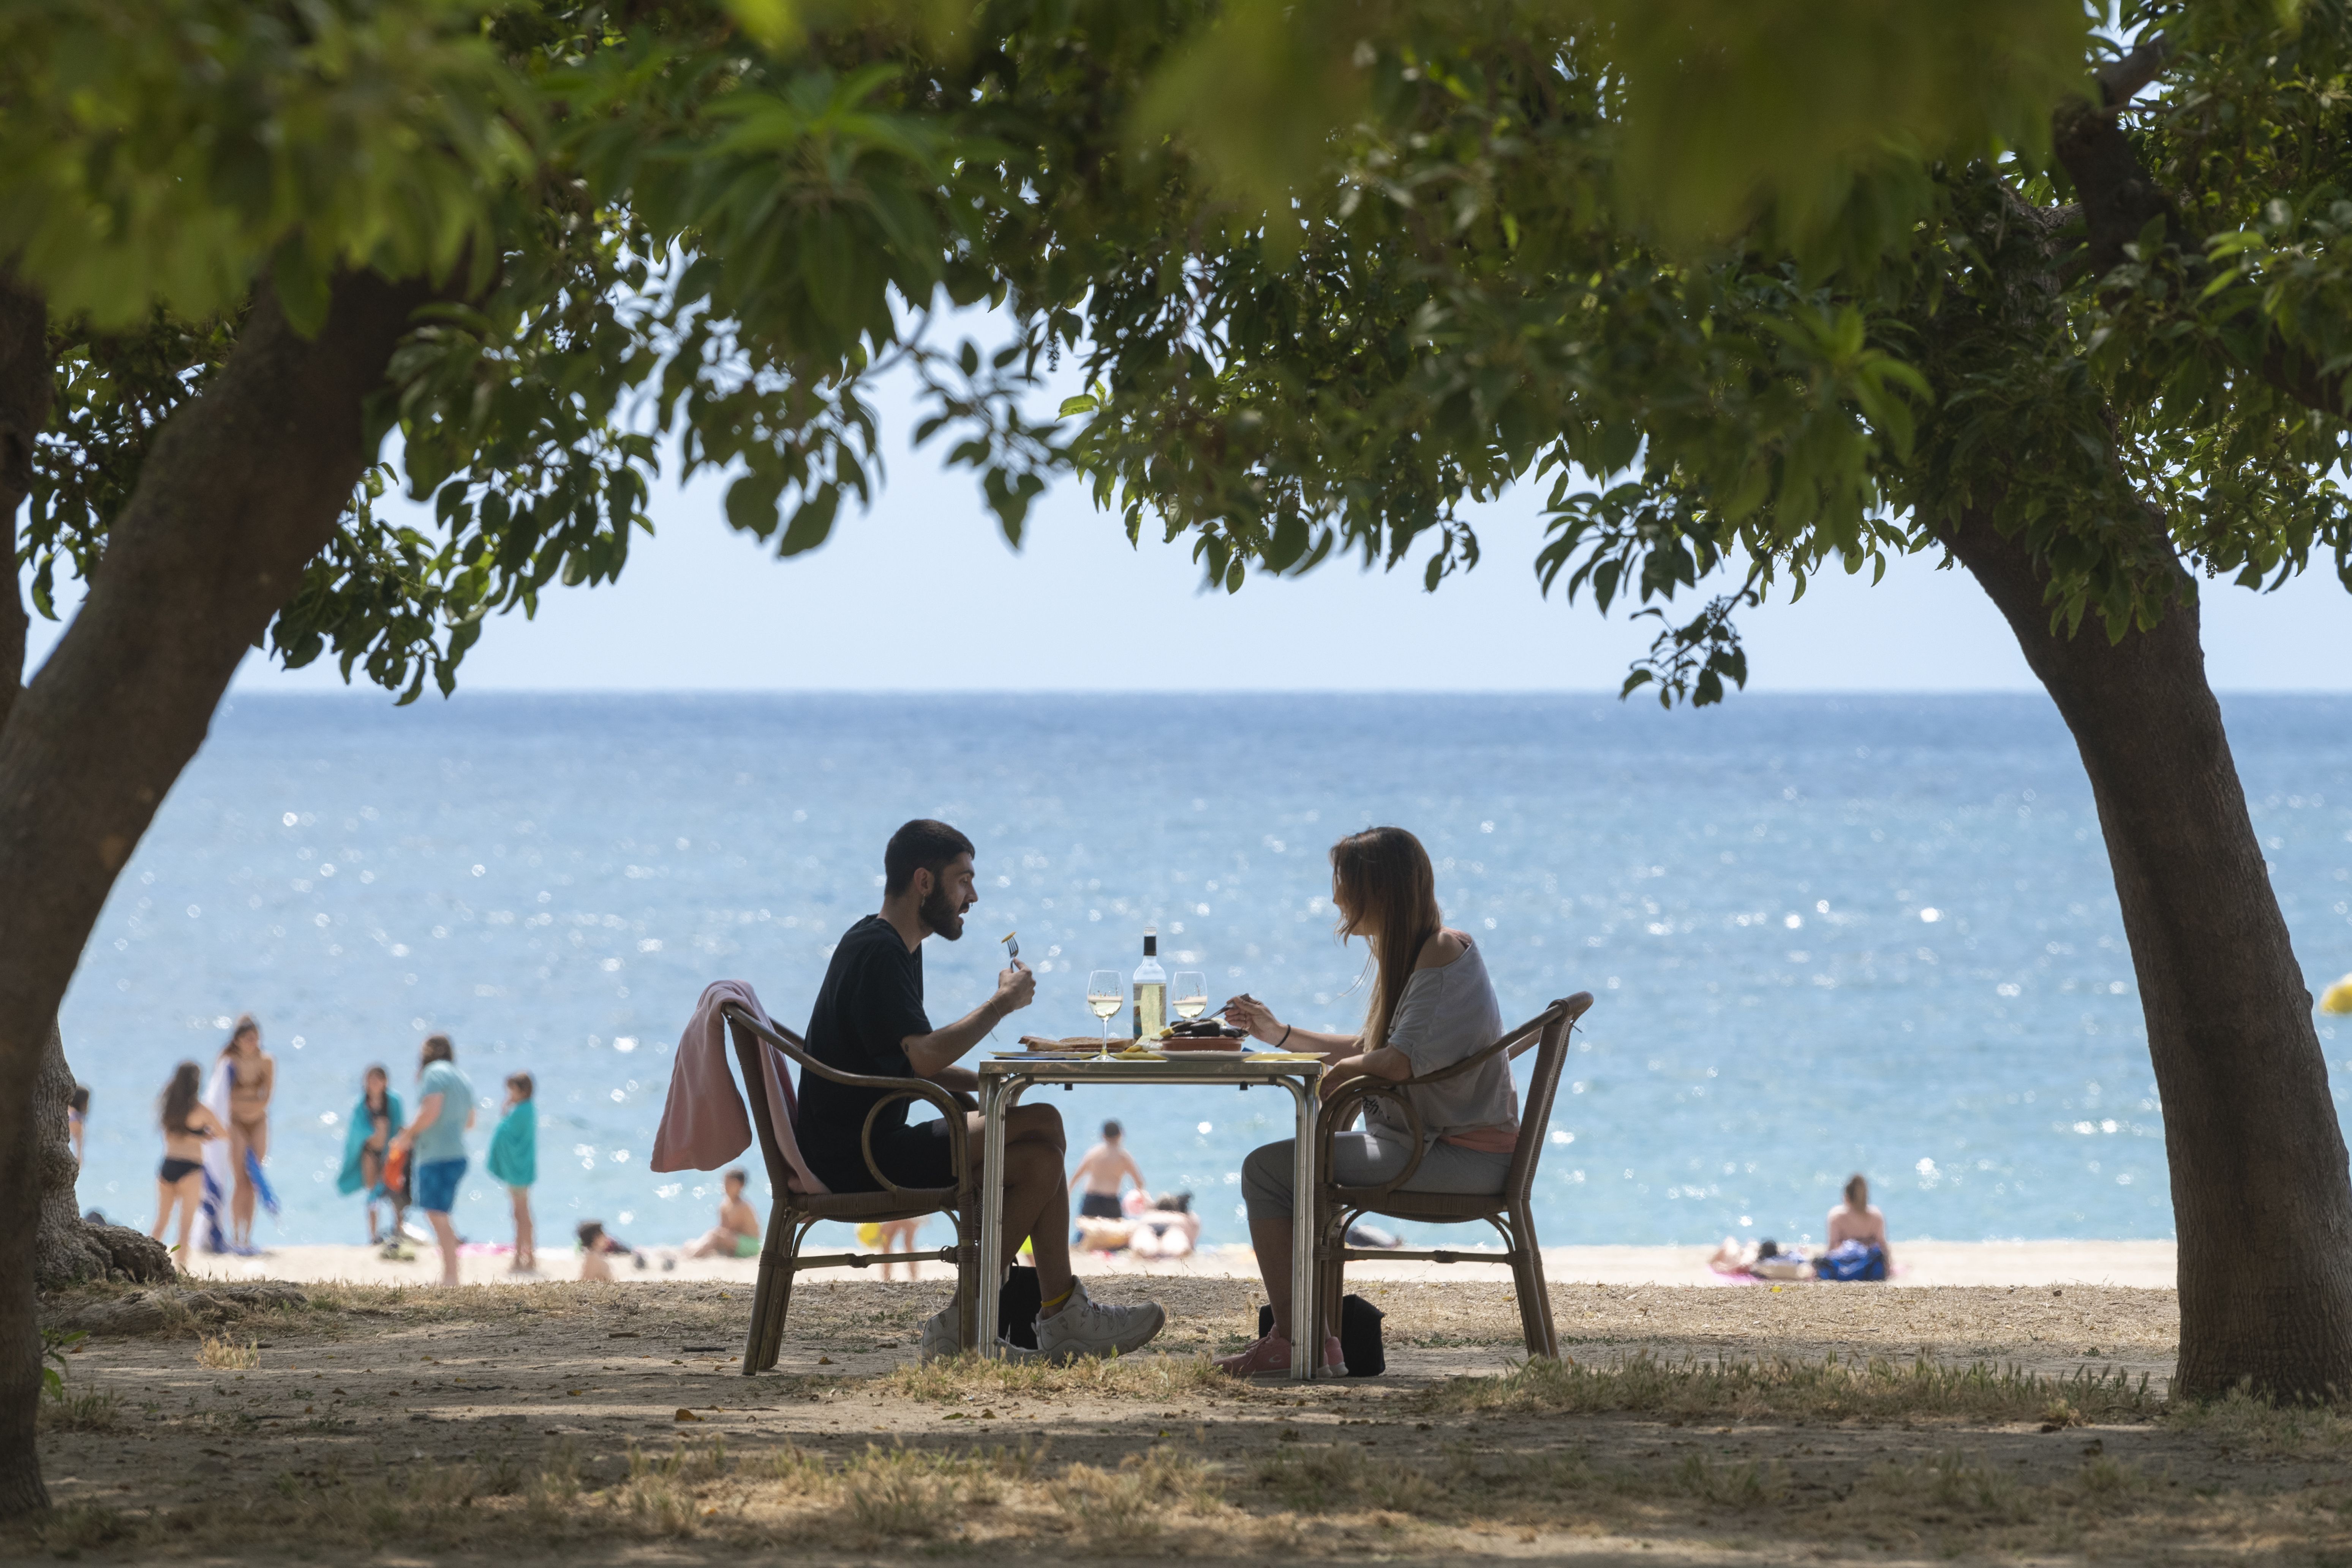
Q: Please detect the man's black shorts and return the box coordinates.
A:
[805,1117,958,1194]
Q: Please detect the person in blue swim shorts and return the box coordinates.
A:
[390,1034,476,1286]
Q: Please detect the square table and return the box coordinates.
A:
[974,1050,1326,1380]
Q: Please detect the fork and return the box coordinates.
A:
[1001,930,1020,963]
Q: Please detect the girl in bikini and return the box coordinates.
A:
[152,1061,224,1261]
[219,1016,274,1249]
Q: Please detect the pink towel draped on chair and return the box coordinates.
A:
[651,980,828,1195]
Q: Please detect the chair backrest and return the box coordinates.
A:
[721,1002,812,1201]
[1503,995,1589,1204]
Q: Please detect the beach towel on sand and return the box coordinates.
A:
[336,1092,405,1197]
[1815,1239,1888,1282]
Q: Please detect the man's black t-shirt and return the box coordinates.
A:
[794,915,933,1184]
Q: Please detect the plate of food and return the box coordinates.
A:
[1018,1035,1135,1053]
[1154,1019,1251,1052]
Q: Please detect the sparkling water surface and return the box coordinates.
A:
[60,692,2352,1253]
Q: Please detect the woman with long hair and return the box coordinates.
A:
[218,1015,274,1249]
[153,1061,225,1261]
[1218,826,1522,1375]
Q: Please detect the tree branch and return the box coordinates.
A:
[0,270,46,737]
[2097,33,2172,109]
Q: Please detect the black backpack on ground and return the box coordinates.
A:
[1258,1295,1385,1376]
[999,1265,1041,1349]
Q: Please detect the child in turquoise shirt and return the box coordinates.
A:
[487,1072,538,1273]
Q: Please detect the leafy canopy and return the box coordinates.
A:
[17,1,2330,710]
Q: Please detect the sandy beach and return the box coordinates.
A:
[184,1236,2179,1290]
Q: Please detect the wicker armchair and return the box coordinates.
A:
[718,1001,979,1374]
[1311,992,1593,1359]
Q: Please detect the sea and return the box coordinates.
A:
[57,692,2352,1255]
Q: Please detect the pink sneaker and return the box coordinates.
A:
[1215,1334,1347,1377]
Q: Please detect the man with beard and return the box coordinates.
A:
[793,818,1166,1362]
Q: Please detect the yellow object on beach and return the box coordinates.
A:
[856,1222,884,1247]
[2324,974,2352,1014]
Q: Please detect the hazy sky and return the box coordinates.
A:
[23,388,2352,695]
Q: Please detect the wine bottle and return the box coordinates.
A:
[1131,926,1168,1041]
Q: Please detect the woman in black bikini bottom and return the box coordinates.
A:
[152,1062,224,1260]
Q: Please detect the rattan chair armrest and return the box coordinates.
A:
[1315,1076,1430,1204]
[720,1001,971,1185]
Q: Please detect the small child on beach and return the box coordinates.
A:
[487,1072,538,1273]
[577,1220,624,1282]
[337,1065,405,1247]
[684,1168,762,1259]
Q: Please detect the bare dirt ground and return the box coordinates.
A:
[17,1274,2348,1565]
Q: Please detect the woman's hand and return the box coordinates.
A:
[1222,994,1286,1045]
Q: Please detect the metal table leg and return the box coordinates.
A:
[974,1073,1014,1356]
[1287,1072,1320,1381]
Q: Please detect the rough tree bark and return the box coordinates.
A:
[0,270,430,1517]
[1945,504,2352,1401]
[30,1018,174,1289]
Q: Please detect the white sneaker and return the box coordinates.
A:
[1034,1280,1166,1362]
[918,1302,1049,1363]
[918,1302,963,1361]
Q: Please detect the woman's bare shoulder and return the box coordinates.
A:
[1416,929,1472,969]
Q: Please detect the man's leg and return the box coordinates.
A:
[997,1141,1073,1301]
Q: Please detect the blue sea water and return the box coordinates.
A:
[56,692,2352,1254]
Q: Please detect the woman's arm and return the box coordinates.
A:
[1221,995,1358,1057]
[1320,1047,1414,1096]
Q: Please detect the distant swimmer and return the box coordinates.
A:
[1827,1173,1891,1264]
[1070,1119,1146,1223]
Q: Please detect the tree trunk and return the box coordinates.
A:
[31,1019,174,1289]
[1944,504,2352,1401]
[0,269,429,1518]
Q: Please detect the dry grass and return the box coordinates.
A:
[1432,1351,2162,1426]
[2165,1384,2352,1457]
[878,1349,1225,1404]
[29,1276,2352,1563]
[194,1335,259,1370]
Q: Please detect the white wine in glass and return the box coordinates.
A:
[1171,971,1209,1021]
[1086,970,1124,1055]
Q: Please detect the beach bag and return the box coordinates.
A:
[1000,1266,1041,1350]
[1815,1240,1887,1282]
[1258,1295,1386,1376]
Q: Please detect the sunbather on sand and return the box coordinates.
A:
[792,818,1167,1363]
[1827,1173,1892,1265]
[685,1168,762,1258]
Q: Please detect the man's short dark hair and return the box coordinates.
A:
[884,819,975,895]
[724,1168,748,1186]
[1103,1119,1122,1141]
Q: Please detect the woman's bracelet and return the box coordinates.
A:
[1277,1025,1291,1047]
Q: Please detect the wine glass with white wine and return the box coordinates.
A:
[1086,970,1124,1057]
[1171,971,1209,1026]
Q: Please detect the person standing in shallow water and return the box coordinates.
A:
[389,1034,475,1287]
[219,1016,274,1249]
